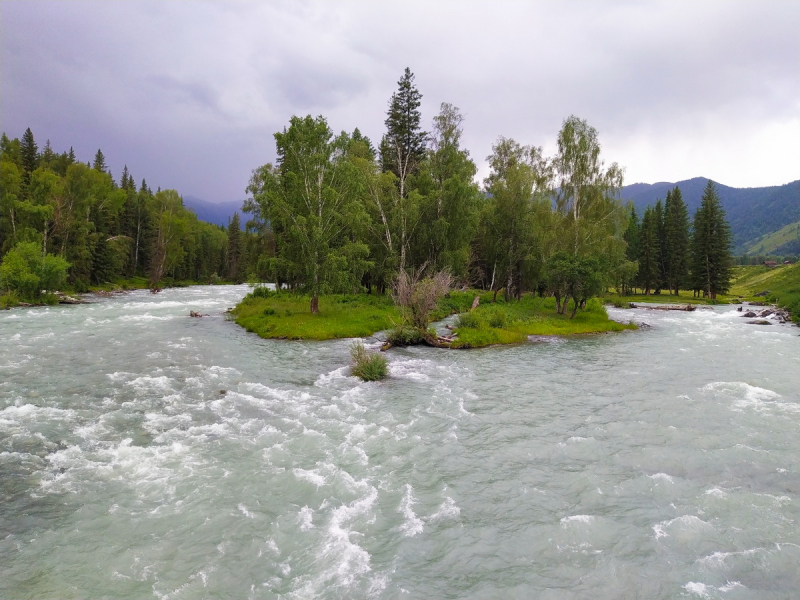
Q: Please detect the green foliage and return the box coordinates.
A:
[385,324,426,346]
[452,294,634,348]
[233,292,399,340]
[690,181,734,299]
[0,241,70,301]
[730,263,800,323]
[350,342,388,381]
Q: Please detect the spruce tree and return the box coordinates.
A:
[20,127,38,183]
[623,205,640,294]
[690,180,733,299]
[380,67,427,190]
[638,206,660,294]
[227,212,241,282]
[663,186,690,295]
[93,149,107,173]
[653,198,666,293]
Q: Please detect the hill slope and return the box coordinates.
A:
[620,178,799,253]
[742,221,800,256]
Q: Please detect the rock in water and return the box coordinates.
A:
[747,319,772,325]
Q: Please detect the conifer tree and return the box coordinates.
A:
[638,206,660,294]
[690,180,733,299]
[227,212,241,282]
[663,186,690,294]
[379,68,427,272]
[653,199,666,293]
[93,149,107,173]
[20,128,38,184]
[380,67,427,188]
[622,205,640,294]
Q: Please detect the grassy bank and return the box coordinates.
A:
[729,263,800,322]
[451,296,635,348]
[232,288,635,344]
[233,291,402,340]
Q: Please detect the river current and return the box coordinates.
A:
[1,285,798,599]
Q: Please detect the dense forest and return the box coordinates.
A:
[0,131,258,304]
[1,68,735,309]
[242,68,735,313]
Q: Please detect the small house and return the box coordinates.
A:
[763,260,777,267]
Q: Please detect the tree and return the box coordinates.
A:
[93,149,107,173]
[690,180,733,299]
[20,128,38,184]
[248,115,369,313]
[415,103,481,279]
[663,186,690,295]
[379,68,427,271]
[227,212,242,282]
[638,206,660,294]
[553,116,625,258]
[481,138,552,300]
[621,205,640,294]
[0,241,69,301]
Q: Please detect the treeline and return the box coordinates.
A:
[622,182,734,299]
[245,68,735,314]
[0,130,257,301]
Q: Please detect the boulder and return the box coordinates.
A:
[759,309,774,318]
[742,311,757,318]
[747,319,772,325]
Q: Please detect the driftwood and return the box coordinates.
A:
[381,331,456,351]
[630,303,695,312]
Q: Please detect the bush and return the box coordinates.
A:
[262,308,276,316]
[487,308,509,328]
[0,242,70,302]
[456,312,483,329]
[386,324,426,346]
[350,342,388,381]
[250,284,272,298]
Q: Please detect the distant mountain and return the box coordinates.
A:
[620,178,800,253]
[183,196,244,229]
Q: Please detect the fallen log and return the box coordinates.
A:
[630,303,696,311]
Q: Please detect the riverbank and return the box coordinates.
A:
[232,289,635,345]
[0,276,238,309]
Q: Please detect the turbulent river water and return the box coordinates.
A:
[1,285,799,600]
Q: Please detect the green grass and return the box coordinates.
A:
[729,263,800,322]
[232,288,636,345]
[350,342,388,381]
[232,291,401,340]
[451,296,636,348]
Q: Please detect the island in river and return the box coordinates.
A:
[231,289,636,348]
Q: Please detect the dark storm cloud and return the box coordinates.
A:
[1,0,798,202]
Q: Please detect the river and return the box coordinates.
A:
[1,285,799,599]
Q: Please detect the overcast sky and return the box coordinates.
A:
[2,0,798,202]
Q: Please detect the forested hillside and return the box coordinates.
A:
[621,178,799,252]
[0,130,260,303]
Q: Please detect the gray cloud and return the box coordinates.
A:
[1,0,797,202]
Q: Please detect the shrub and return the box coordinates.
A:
[262,308,276,316]
[0,242,70,302]
[386,324,426,346]
[487,308,509,328]
[250,284,272,298]
[456,312,483,329]
[350,342,388,381]
[392,268,453,329]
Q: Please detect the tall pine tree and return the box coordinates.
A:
[663,186,690,295]
[20,128,38,185]
[690,180,733,299]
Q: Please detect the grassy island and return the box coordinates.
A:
[232,288,635,346]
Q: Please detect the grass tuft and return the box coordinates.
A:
[350,342,388,381]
